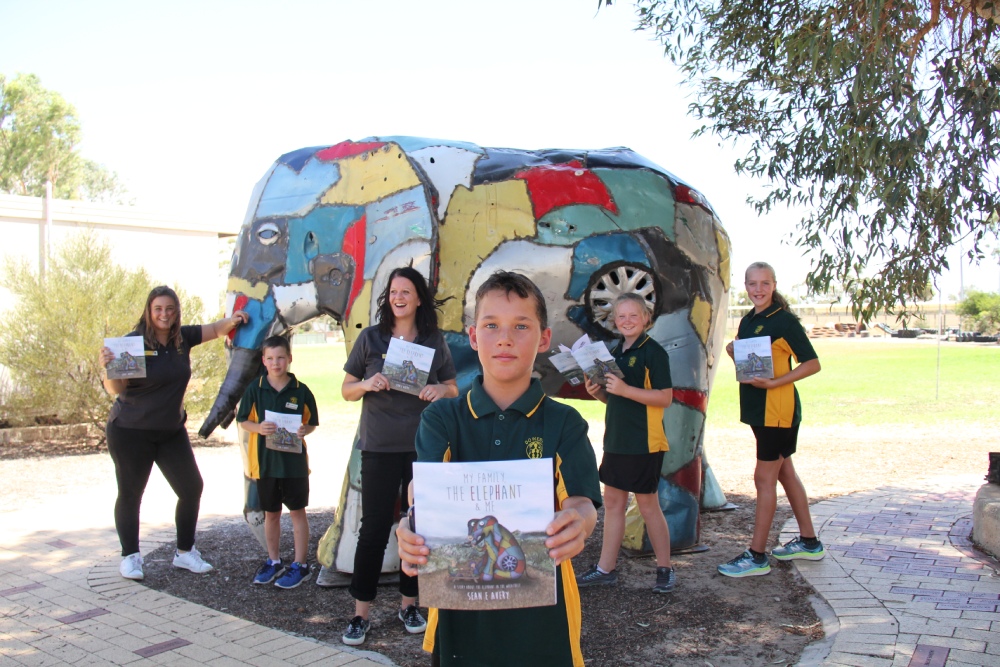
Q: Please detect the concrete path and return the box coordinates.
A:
[1,430,997,665]
[786,474,1000,667]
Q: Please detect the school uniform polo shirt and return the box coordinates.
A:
[415,377,601,667]
[108,325,202,431]
[737,304,818,428]
[604,333,672,454]
[237,373,318,479]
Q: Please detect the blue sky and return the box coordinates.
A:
[2,0,995,297]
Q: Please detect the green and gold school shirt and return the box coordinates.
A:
[237,373,318,480]
[604,333,672,455]
[737,304,818,428]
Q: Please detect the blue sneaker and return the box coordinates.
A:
[274,562,311,589]
[771,536,825,561]
[253,559,285,585]
[717,550,771,578]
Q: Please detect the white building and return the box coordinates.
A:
[0,193,237,317]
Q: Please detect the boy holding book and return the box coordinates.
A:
[396,271,601,667]
[237,335,318,588]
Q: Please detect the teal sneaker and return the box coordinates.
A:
[771,537,825,561]
[717,550,771,578]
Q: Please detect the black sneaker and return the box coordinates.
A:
[576,564,618,587]
[398,604,427,634]
[342,615,370,646]
[653,566,676,593]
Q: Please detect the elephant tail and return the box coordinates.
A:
[198,347,263,437]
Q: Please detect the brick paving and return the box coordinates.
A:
[785,474,1000,667]
[1,447,997,666]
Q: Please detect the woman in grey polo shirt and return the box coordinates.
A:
[99,286,247,581]
[340,267,458,646]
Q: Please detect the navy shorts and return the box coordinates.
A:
[599,451,665,494]
[751,425,799,462]
[258,476,309,512]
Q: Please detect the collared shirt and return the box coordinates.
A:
[108,325,202,431]
[344,326,456,453]
[737,304,818,427]
[237,373,318,479]
[604,333,672,454]
[415,377,601,667]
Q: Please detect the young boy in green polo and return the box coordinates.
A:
[396,271,601,667]
[237,335,318,589]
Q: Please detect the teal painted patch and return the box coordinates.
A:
[258,160,340,219]
[363,187,433,280]
[284,206,364,284]
[536,168,676,246]
[662,402,705,477]
[568,234,648,299]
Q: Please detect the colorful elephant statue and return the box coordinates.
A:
[197,137,731,577]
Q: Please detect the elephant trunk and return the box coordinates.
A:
[198,347,262,438]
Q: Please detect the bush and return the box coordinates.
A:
[956,290,1000,334]
[0,234,226,429]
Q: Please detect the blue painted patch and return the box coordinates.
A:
[567,234,649,299]
[257,160,341,219]
[367,136,485,155]
[444,331,480,393]
[363,188,433,280]
[233,294,278,351]
[284,206,365,284]
[277,146,326,172]
[660,477,699,550]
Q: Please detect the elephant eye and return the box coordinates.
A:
[257,222,281,246]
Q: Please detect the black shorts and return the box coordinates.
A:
[257,476,310,512]
[599,451,665,494]
[751,425,799,462]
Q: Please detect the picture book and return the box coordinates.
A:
[547,350,586,387]
[104,336,146,380]
[383,337,435,395]
[412,458,556,610]
[548,334,624,387]
[733,336,774,382]
[263,410,303,454]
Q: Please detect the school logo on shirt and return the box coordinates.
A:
[628,356,637,367]
[525,437,543,459]
[754,325,764,334]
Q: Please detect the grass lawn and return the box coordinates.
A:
[291,338,999,430]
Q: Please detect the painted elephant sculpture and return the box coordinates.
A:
[198,137,731,577]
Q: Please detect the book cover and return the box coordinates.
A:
[734,336,774,382]
[548,350,586,387]
[104,336,146,380]
[383,337,435,395]
[412,458,556,610]
[571,340,625,386]
[263,410,303,454]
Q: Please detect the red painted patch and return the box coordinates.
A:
[672,388,708,414]
[671,455,702,499]
[341,214,367,320]
[555,382,592,401]
[514,160,618,219]
[229,295,250,342]
[316,141,387,161]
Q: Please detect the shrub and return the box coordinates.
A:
[956,290,1000,334]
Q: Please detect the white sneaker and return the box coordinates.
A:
[120,552,144,580]
[172,547,213,573]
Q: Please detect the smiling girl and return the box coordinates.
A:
[717,261,824,578]
[576,292,676,594]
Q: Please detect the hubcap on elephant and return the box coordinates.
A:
[586,264,656,331]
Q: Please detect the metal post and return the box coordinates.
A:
[40,180,53,278]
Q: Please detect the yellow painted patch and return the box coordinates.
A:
[227,277,269,300]
[343,281,372,353]
[319,144,421,206]
[622,497,646,550]
[438,181,536,329]
[716,228,731,291]
[690,294,712,345]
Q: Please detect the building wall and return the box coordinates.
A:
[0,194,237,318]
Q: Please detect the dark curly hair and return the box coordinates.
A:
[375,267,444,336]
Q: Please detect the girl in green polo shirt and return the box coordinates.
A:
[717,261,824,578]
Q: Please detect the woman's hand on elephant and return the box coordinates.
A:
[231,310,249,327]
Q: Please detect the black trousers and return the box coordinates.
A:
[349,450,418,601]
[106,420,204,556]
